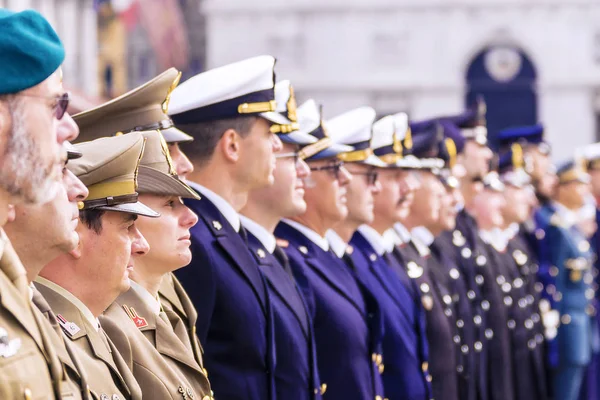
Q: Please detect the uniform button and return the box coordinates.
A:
[513,278,524,288]
[525,319,534,329]
[453,335,461,344]
[475,275,484,285]
[450,268,460,279]
[320,383,327,395]
[24,388,32,400]
[547,284,556,295]
[456,319,464,328]
[561,314,571,325]
[461,248,472,259]
[497,275,506,285]
[535,229,545,240]
[526,295,534,305]
[476,255,486,266]
[474,341,483,352]
[426,374,433,382]
[504,296,513,306]
[585,273,594,285]
[444,308,453,317]
[536,333,544,344]
[422,361,429,371]
[502,283,512,293]
[457,365,464,373]
[376,396,383,400]
[549,266,559,277]
[443,295,452,305]
[587,305,597,316]
[518,299,527,308]
[202,396,212,400]
[420,283,430,293]
[554,292,562,302]
[474,315,482,325]
[481,300,490,311]
[508,320,516,329]
[521,265,530,275]
[586,288,595,300]
[461,345,469,354]
[372,353,377,362]
[532,313,540,323]
[379,363,385,374]
[467,290,476,300]
[485,329,494,339]
[528,339,536,349]
[534,282,544,293]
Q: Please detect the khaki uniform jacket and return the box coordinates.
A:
[158,273,205,368]
[0,231,61,399]
[105,285,212,399]
[32,287,91,400]
[34,282,143,400]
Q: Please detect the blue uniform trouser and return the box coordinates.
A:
[555,366,586,400]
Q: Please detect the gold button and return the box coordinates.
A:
[372,353,377,362]
[376,396,383,400]
[378,363,385,374]
[376,354,383,365]
[561,314,572,325]
[321,383,327,395]
[202,396,211,400]
[422,361,429,371]
[24,388,32,400]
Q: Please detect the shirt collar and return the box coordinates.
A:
[393,222,412,244]
[240,215,276,253]
[551,201,578,227]
[505,223,520,239]
[326,230,347,258]
[35,276,100,331]
[187,181,241,232]
[129,280,161,315]
[411,226,435,247]
[357,225,387,256]
[281,219,330,251]
[383,229,401,251]
[28,283,35,302]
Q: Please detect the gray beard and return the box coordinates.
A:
[0,97,59,204]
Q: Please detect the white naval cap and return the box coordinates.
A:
[326,107,386,168]
[168,55,278,124]
[577,142,600,170]
[372,113,420,169]
[296,99,352,161]
[265,80,316,146]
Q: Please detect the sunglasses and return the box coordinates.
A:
[275,152,301,166]
[310,161,345,180]
[349,170,379,186]
[17,92,70,120]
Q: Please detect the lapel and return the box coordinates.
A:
[158,273,186,317]
[0,252,46,354]
[351,232,412,318]
[246,233,310,337]
[276,222,366,317]
[30,289,79,375]
[186,196,268,313]
[34,282,130,394]
[117,288,203,373]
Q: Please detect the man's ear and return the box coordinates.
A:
[220,128,242,163]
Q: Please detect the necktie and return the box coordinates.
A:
[273,245,295,279]
[163,309,194,352]
[238,225,249,245]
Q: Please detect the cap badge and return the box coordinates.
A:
[159,132,177,175]
[122,305,148,329]
[56,314,81,337]
[287,85,298,123]
[162,71,182,115]
[0,327,21,358]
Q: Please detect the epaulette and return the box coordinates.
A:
[275,238,289,248]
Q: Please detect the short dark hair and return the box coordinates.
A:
[178,116,257,167]
[79,209,105,234]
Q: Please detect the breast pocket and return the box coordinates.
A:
[0,345,55,399]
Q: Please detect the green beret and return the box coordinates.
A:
[0,9,65,94]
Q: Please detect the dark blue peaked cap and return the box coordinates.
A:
[409,119,444,159]
[497,124,546,149]
[0,9,65,94]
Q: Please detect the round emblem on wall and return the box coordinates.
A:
[484,46,522,83]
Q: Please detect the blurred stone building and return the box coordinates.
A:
[202,0,600,158]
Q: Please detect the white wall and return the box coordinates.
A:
[202,0,600,160]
